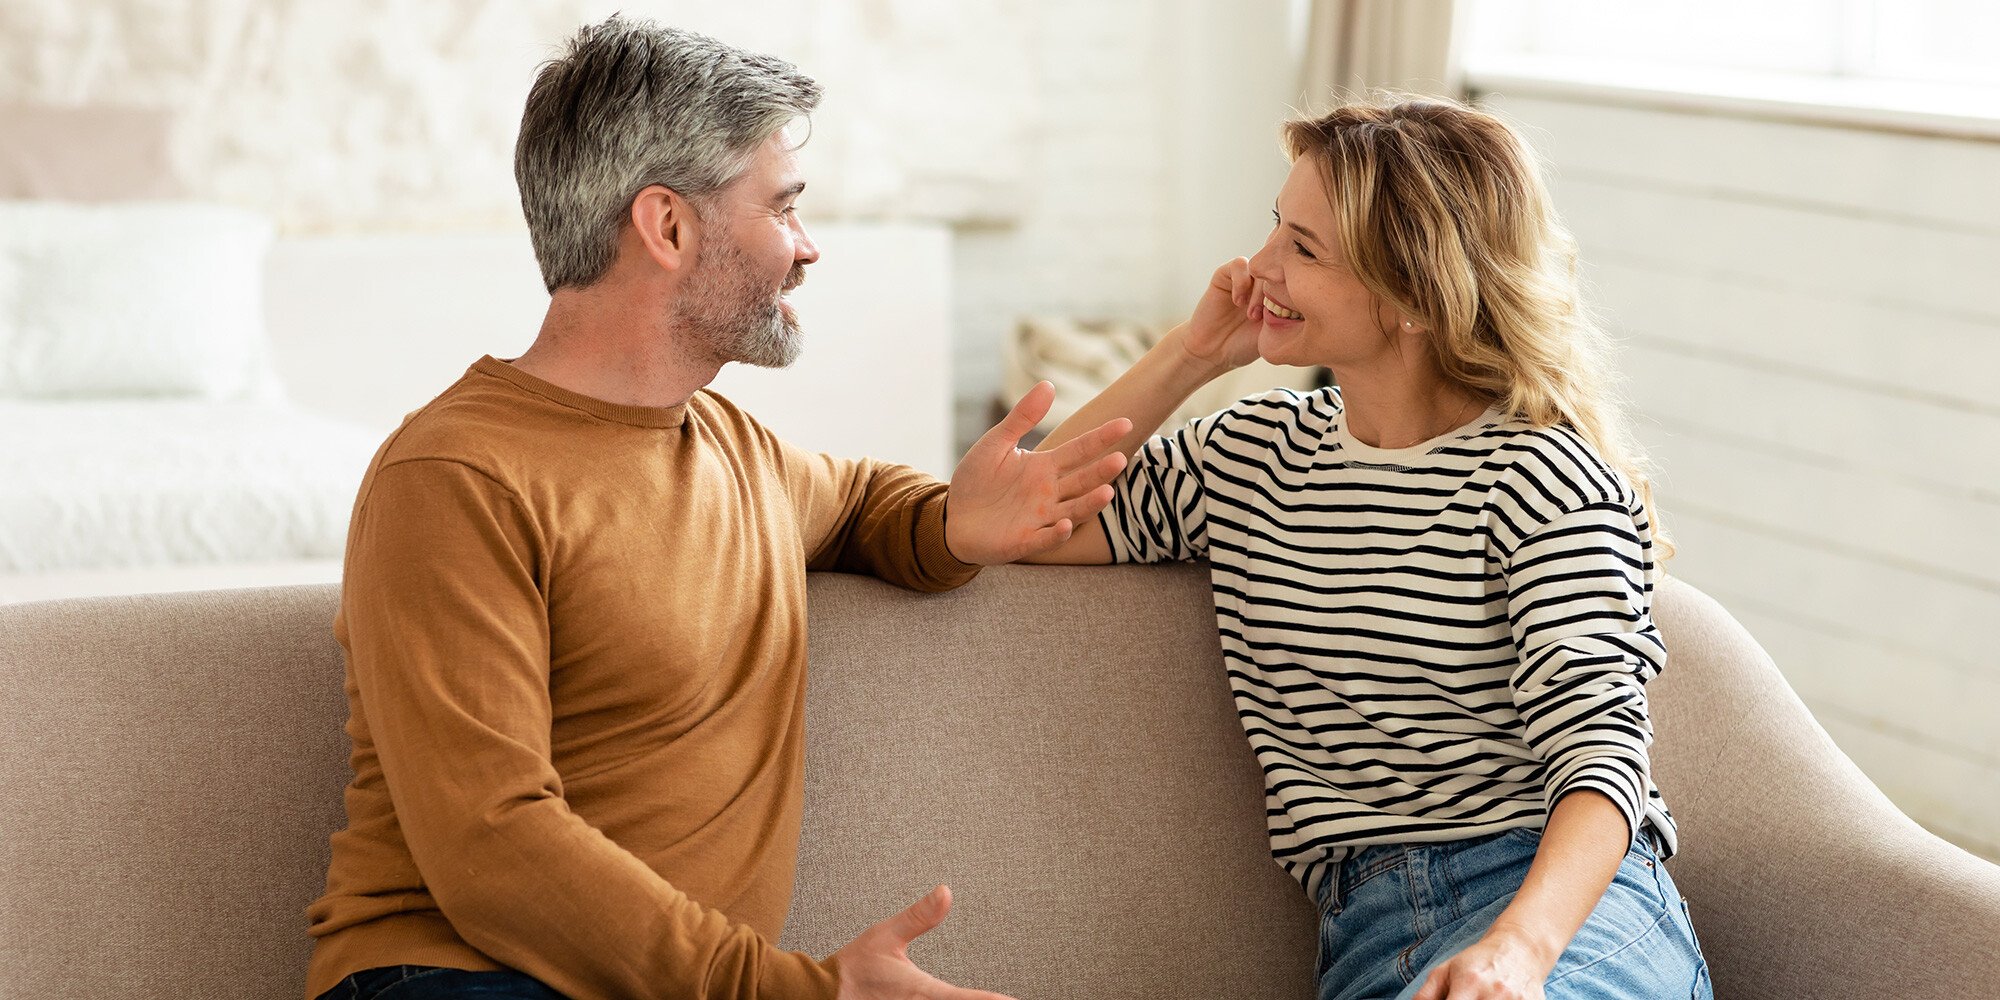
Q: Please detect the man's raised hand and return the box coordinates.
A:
[831,885,1017,1000]
[944,382,1131,565]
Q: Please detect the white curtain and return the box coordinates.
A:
[1300,0,1464,103]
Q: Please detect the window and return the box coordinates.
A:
[1464,0,2000,131]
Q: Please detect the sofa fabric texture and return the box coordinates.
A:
[3,563,1998,999]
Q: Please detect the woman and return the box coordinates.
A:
[1030,96,1711,999]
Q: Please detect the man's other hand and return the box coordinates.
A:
[945,381,1130,565]
[831,885,1017,1000]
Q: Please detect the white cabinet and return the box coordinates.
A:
[264,223,956,476]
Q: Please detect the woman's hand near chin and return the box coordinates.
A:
[1178,256,1265,374]
[1024,256,1265,567]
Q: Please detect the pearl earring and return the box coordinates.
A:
[1402,321,1414,329]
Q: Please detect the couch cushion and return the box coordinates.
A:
[784,563,1318,998]
[0,583,350,999]
[7,564,1999,1000]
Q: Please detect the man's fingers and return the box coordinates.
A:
[1057,485,1115,526]
[1025,520,1072,555]
[1044,416,1131,470]
[928,985,1019,1000]
[1055,452,1125,501]
[880,884,952,946]
[990,381,1055,445]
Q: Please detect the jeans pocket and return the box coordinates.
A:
[342,967,416,1000]
[1677,893,1709,958]
[372,968,458,1000]
[1314,873,1345,982]
[1548,847,1675,983]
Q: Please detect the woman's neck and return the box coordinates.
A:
[1336,370,1488,450]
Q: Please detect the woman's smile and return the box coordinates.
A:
[1262,295,1304,322]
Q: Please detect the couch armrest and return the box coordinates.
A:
[1649,576,2000,1000]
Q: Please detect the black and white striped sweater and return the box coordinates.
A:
[1099,386,1677,894]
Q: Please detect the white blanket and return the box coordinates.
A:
[0,399,381,573]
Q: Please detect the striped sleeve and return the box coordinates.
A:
[1097,411,1225,564]
[1501,499,1667,841]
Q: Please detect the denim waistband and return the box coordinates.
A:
[1318,823,1664,914]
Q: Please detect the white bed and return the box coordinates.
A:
[0,105,953,606]
[0,200,369,603]
[0,399,379,573]
[0,218,952,605]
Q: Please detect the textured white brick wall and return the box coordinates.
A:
[949,1,1175,439]
[947,0,1301,444]
[0,0,1298,450]
[0,0,1035,229]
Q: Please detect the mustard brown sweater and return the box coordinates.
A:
[304,356,979,999]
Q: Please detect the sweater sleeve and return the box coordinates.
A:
[1500,500,1668,843]
[1097,409,1227,564]
[340,458,839,1000]
[778,442,981,593]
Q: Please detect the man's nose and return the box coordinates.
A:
[793,222,821,266]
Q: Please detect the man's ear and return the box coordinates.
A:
[630,184,697,273]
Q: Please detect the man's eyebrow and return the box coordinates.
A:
[771,181,806,203]
[1274,200,1324,247]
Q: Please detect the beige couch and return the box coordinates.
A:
[3,563,1998,999]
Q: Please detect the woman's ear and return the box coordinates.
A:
[630,185,692,273]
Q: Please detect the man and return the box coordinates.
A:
[303,17,1131,1000]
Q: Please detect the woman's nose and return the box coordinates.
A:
[1247,238,1279,282]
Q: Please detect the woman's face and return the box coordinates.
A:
[1247,155,1407,370]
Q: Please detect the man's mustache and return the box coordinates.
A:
[781,264,806,293]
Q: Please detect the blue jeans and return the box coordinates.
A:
[1314,827,1712,1000]
[314,965,566,1000]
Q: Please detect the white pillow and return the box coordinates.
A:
[0,201,284,400]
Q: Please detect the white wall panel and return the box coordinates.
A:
[1487,87,2000,861]
[1486,94,2000,233]
[1663,510,2000,676]
[1588,261,2000,413]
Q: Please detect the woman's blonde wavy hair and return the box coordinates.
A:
[1281,93,1671,560]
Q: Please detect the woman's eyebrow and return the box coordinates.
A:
[1273,200,1325,247]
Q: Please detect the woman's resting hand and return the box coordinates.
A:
[1179,256,1265,374]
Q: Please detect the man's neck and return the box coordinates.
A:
[508,285,722,410]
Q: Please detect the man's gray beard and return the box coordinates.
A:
[673,235,803,370]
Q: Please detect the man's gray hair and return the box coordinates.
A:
[514,17,822,293]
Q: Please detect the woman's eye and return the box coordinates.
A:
[1293,240,1315,260]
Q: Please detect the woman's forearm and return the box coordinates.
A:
[1488,790,1633,971]
[1035,324,1227,458]
[1017,324,1231,566]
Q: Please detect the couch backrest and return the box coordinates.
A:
[778,564,1317,997]
[0,563,1315,1000]
[7,562,1997,1000]
[1,582,352,998]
